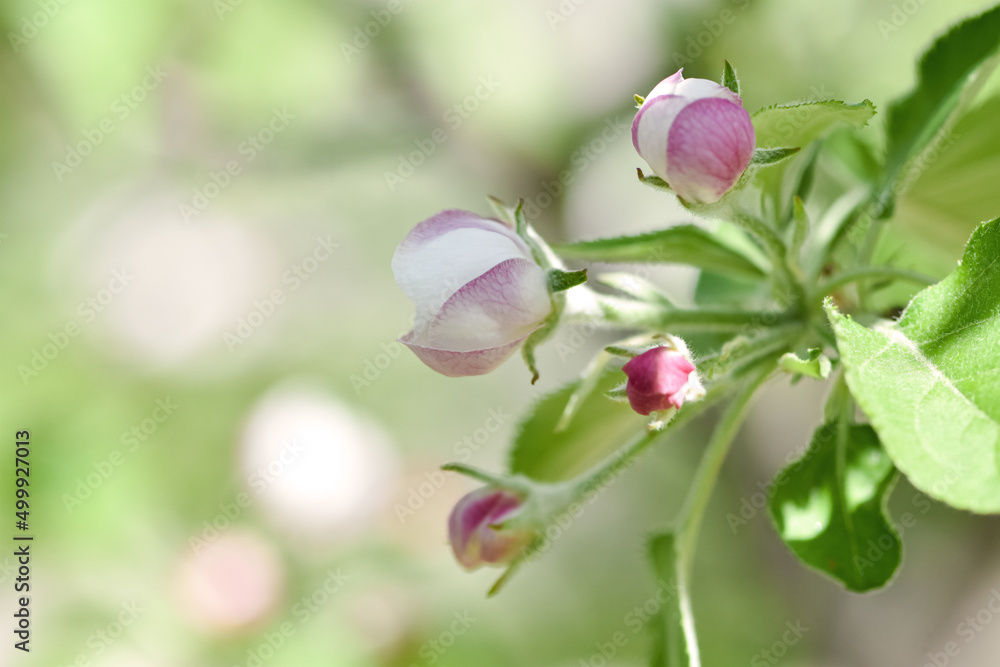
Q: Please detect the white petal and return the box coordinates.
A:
[674,77,742,104]
[644,69,685,101]
[633,94,693,182]
[392,217,532,332]
[422,258,551,351]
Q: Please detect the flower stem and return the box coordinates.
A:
[674,366,772,576]
[732,212,807,310]
[578,292,791,333]
[816,266,936,296]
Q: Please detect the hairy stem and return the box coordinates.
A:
[816,266,936,296]
[675,366,773,575]
[575,292,792,333]
[732,212,808,310]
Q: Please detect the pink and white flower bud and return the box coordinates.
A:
[448,487,533,570]
[632,69,756,204]
[392,210,553,377]
[622,346,705,416]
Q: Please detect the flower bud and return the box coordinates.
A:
[622,346,705,416]
[448,487,533,570]
[632,69,756,204]
[392,210,553,377]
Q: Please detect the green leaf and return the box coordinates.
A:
[826,217,1000,512]
[889,95,1000,268]
[508,369,640,482]
[722,60,740,96]
[547,268,587,293]
[552,225,767,280]
[648,532,694,667]
[878,4,1000,217]
[752,99,876,223]
[778,349,832,380]
[752,100,877,149]
[824,127,882,183]
[749,146,800,166]
[594,272,673,306]
[768,421,901,591]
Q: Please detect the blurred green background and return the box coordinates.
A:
[3,0,1000,665]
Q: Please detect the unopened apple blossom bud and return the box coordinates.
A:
[632,69,756,204]
[622,346,705,416]
[448,487,533,570]
[392,210,553,377]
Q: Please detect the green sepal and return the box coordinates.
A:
[636,168,673,192]
[722,60,740,96]
[547,268,587,293]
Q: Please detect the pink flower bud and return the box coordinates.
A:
[622,346,704,416]
[392,210,553,377]
[632,69,756,204]
[448,487,533,570]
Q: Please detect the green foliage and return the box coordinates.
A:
[553,226,767,280]
[547,268,588,293]
[749,146,800,166]
[769,421,900,591]
[828,217,1000,512]
[508,369,640,482]
[778,349,832,380]
[752,99,876,222]
[752,100,878,149]
[648,532,693,667]
[879,4,1000,216]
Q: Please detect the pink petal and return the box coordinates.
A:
[644,68,686,100]
[400,333,527,378]
[424,258,551,352]
[391,210,535,327]
[622,348,696,416]
[632,94,692,180]
[665,97,756,204]
[448,489,524,570]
